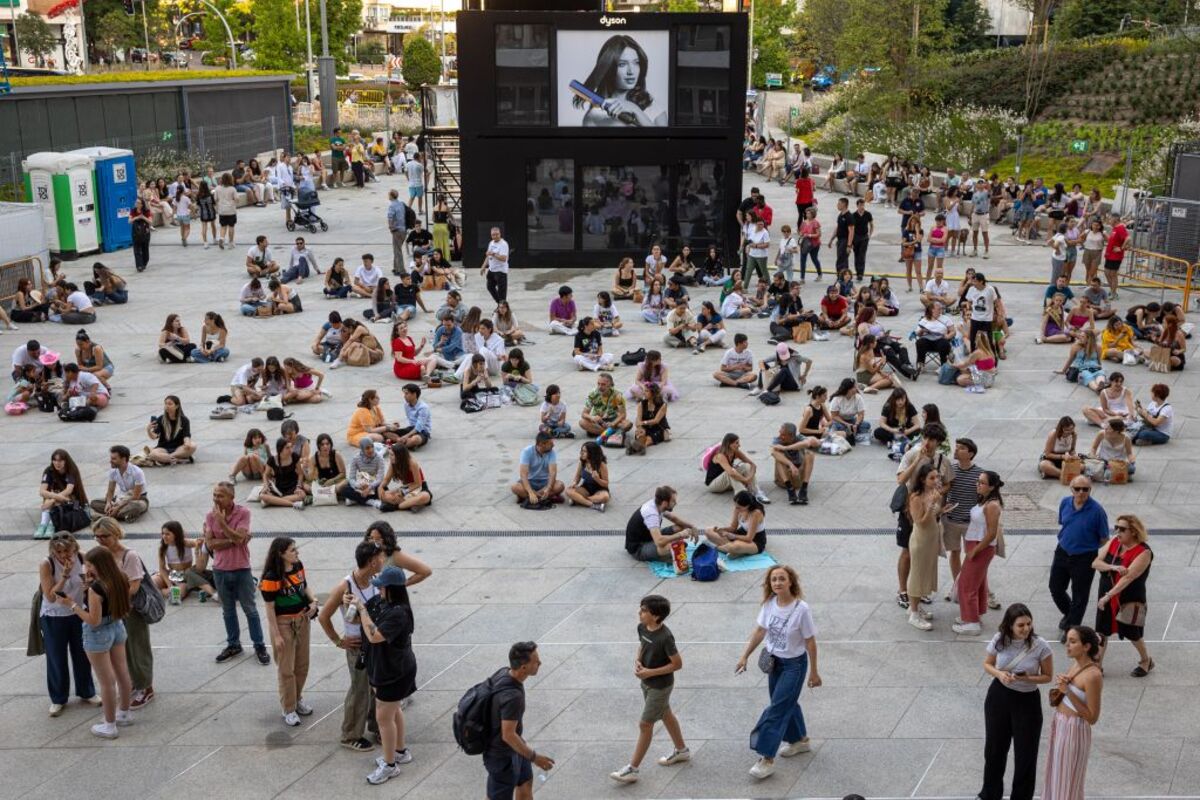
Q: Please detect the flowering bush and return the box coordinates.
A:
[803,105,1026,173]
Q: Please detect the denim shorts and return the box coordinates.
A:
[927,245,945,259]
[177,214,192,224]
[82,617,127,653]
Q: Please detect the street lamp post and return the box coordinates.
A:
[317,0,337,135]
[303,0,314,103]
[78,0,90,72]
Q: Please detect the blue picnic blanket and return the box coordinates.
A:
[647,543,778,579]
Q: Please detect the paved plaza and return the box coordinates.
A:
[0,170,1198,799]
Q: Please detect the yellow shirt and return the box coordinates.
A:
[1101,327,1133,352]
[346,406,383,447]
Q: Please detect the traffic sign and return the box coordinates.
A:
[1070,139,1089,154]
[765,72,783,88]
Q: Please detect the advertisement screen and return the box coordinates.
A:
[556,30,670,128]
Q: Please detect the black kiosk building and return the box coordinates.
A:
[456,9,748,269]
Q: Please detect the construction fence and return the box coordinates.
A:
[0,116,294,202]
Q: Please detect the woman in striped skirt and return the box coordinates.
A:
[1042,625,1104,800]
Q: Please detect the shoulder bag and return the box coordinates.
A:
[1048,662,1097,707]
[131,559,166,624]
[757,602,800,674]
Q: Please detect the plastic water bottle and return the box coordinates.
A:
[169,586,182,606]
[966,366,986,393]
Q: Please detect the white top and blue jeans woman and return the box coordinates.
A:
[749,598,818,758]
[41,554,95,705]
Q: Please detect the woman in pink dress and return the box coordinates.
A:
[1042,625,1104,800]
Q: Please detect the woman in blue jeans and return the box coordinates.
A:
[38,532,100,716]
[1132,384,1172,445]
[735,564,823,781]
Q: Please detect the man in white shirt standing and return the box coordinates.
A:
[90,445,148,522]
[742,218,770,285]
[480,227,510,306]
[404,154,425,213]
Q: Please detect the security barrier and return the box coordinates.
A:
[1122,248,1197,309]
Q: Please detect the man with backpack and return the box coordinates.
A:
[387,189,416,273]
[454,641,554,800]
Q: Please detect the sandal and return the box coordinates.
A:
[1131,659,1155,678]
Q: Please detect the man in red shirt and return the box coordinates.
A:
[1103,213,1129,300]
[818,284,850,330]
[754,194,773,229]
[205,481,270,665]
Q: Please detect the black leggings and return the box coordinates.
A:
[980,679,1042,800]
[11,303,49,322]
[915,337,952,365]
[766,368,800,394]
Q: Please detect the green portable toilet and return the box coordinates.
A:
[22,152,101,259]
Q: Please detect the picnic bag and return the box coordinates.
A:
[1059,455,1083,485]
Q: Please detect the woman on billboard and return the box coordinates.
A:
[570,35,667,128]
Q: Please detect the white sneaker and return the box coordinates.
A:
[749,757,775,779]
[658,747,691,765]
[344,499,355,507]
[366,762,401,785]
[91,722,118,739]
[393,748,413,765]
[295,699,313,716]
[778,739,811,757]
[748,388,763,397]
[952,622,982,635]
[81,695,102,706]
[283,711,301,727]
[116,710,134,727]
[292,501,305,510]
[755,491,772,504]
[908,613,933,631]
[48,703,64,717]
[988,591,1001,610]
[610,764,639,783]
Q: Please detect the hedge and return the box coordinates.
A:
[10,69,292,87]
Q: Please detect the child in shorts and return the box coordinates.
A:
[610,594,690,784]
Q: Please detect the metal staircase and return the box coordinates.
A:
[426,131,462,218]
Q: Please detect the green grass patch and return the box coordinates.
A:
[293,125,329,155]
[10,69,292,87]
[987,153,1127,197]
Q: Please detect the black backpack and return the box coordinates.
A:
[452,673,500,755]
[758,390,781,405]
[404,203,417,230]
[58,405,98,422]
[621,348,647,366]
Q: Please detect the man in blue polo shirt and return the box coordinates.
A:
[1049,476,1109,642]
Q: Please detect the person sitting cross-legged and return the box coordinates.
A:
[511,432,565,509]
[337,437,388,507]
[713,333,756,389]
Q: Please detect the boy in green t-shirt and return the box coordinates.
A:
[329,128,348,188]
[610,594,690,783]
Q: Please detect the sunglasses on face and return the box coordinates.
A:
[1072,487,1090,493]
[1114,524,1129,532]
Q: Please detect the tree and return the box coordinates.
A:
[944,0,992,52]
[796,0,845,69]
[750,0,801,88]
[93,9,140,59]
[251,0,361,71]
[835,0,949,89]
[402,34,440,87]
[14,14,58,67]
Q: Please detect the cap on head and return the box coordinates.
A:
[371,565,407,588]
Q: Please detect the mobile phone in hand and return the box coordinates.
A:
[54,591,68,598]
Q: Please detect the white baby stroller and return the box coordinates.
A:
[287,186,328,234]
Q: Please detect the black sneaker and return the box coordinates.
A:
[786,488,797,504]
[255,645,271,665]
[341,737,374,752]
[215,645,243,663]
[797,485,809,505]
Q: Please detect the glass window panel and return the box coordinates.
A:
[580,166,670,252]
[675,25,731,127]
[676,160,725,252]
[496,24,551,126]
[526,159,575,251]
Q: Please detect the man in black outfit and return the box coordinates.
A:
[850,199,874,280]
[483,642,555,800]
[830,197,853,272]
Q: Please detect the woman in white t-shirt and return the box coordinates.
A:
[174,187,193,248]
[735,564,822,781]
[978,602,1054,800]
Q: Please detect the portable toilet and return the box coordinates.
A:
[65,146,136,252]
[22,152,100,259]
